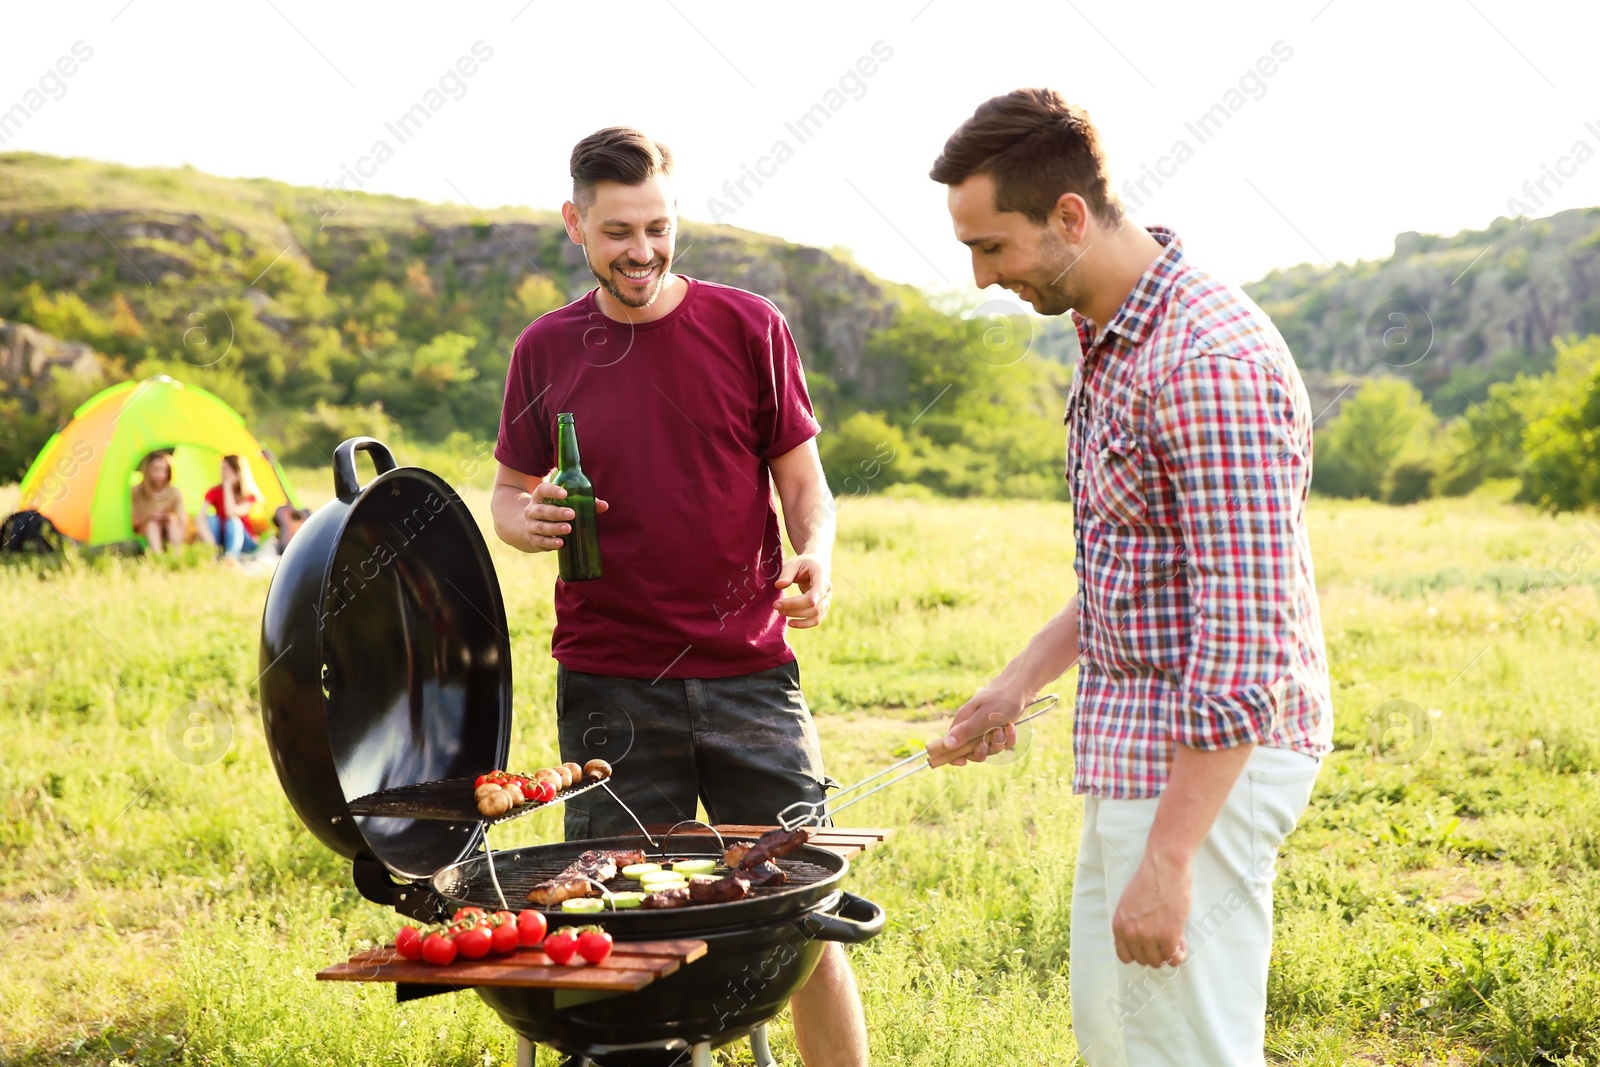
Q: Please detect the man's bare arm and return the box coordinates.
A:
[938,595,1081,763]
[491,462,609,553]
[768,439,835,628]
[1111,741,1255,967]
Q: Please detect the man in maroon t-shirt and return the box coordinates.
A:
[491,127,866,1067]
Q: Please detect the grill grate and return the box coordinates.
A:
[346,775,607,827]
[437,847,838,912]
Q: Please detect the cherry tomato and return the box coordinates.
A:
[452,906,486,925]
[490,921,520,955]
[543,928,579,965]
[394,925,424,961]
[421,932,457,966]
[474,774,490,789]
[575,929,614,965]
[517,910,548,947]
[455,925,493,959]
[534,780,557,804]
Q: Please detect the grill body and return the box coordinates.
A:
[257,441,886,1066]
[424,838,883,1065]
[476,905,829,1066]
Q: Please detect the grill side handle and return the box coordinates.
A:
[354,856,451,924]
[796,892,885,944]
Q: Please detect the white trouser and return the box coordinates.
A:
[1070,745,1321,1067]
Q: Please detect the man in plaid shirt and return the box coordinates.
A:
[930,89,1333,1065]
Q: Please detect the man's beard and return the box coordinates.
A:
[586,247,670,309]
[1023,228,1090,318]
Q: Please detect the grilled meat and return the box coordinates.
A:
[525,877,597,907]
[577,848,645,872]
[688,873,751,904]
[722,841,753,868]
[639,886,692,909]
[740,827,811,869]
[743,860,786,886]
[525,849,647,906]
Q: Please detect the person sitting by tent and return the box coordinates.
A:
[130,451,189,553]
[201,454,266,560]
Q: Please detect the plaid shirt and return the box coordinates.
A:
[1065,226,1333,798]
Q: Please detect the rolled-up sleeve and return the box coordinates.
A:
[1150,353,1308,750]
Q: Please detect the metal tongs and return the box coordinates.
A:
[777,694,1059,830]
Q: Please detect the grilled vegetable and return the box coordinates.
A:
[543,928,580,964]
[622,862,663,879]
[517,909,548,946]
[421,931,457,966]
[608,891,645,909]
[490,919,520,954]
[670,858,716,876]
[576,928,614,964]
[455,925,493,959]
[562,897,606,914]
[394,925,424,961]
[477,787,514,818]
[584,759,612,781]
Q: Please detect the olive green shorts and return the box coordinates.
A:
[555,658,835,841]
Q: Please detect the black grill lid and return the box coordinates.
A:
[259,438,512,880]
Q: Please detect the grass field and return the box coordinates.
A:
[3,464,1600,1066]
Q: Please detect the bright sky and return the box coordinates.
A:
[8,0,1600,315]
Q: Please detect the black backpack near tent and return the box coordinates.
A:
[1,510,63,554]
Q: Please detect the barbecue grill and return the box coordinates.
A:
[258,439,885,1066]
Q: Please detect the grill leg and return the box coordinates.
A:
[749,1023,776,1067]
[515,1036,535,1067]
[691,1042,713,1067]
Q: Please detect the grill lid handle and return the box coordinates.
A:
[796,891,885,944]
[333,437,399,499]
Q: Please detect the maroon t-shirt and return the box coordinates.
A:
[495,277,822,680]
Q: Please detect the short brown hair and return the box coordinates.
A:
[570,127,673,210]
[930,89,1121,225]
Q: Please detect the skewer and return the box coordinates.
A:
[600,780,659,848]
[777,694,1058,830]
[482,821,510,911]
[660,820,726,854]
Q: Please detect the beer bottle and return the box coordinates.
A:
[552,412,602,582]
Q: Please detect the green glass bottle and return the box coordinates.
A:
[553,412,602,582]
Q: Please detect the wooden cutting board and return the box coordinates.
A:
[640,824,894,862]
[318,938,707,992]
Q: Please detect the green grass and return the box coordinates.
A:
[3,470,1600,1065]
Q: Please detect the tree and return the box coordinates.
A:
[1314,377,1439,501]
[1519,336,1600,511]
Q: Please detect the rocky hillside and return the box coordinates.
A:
[0,152,1077,500]
[0,152,905,410]
[1243,207,1600,415]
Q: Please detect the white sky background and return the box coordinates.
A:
[8,0,1600,314]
